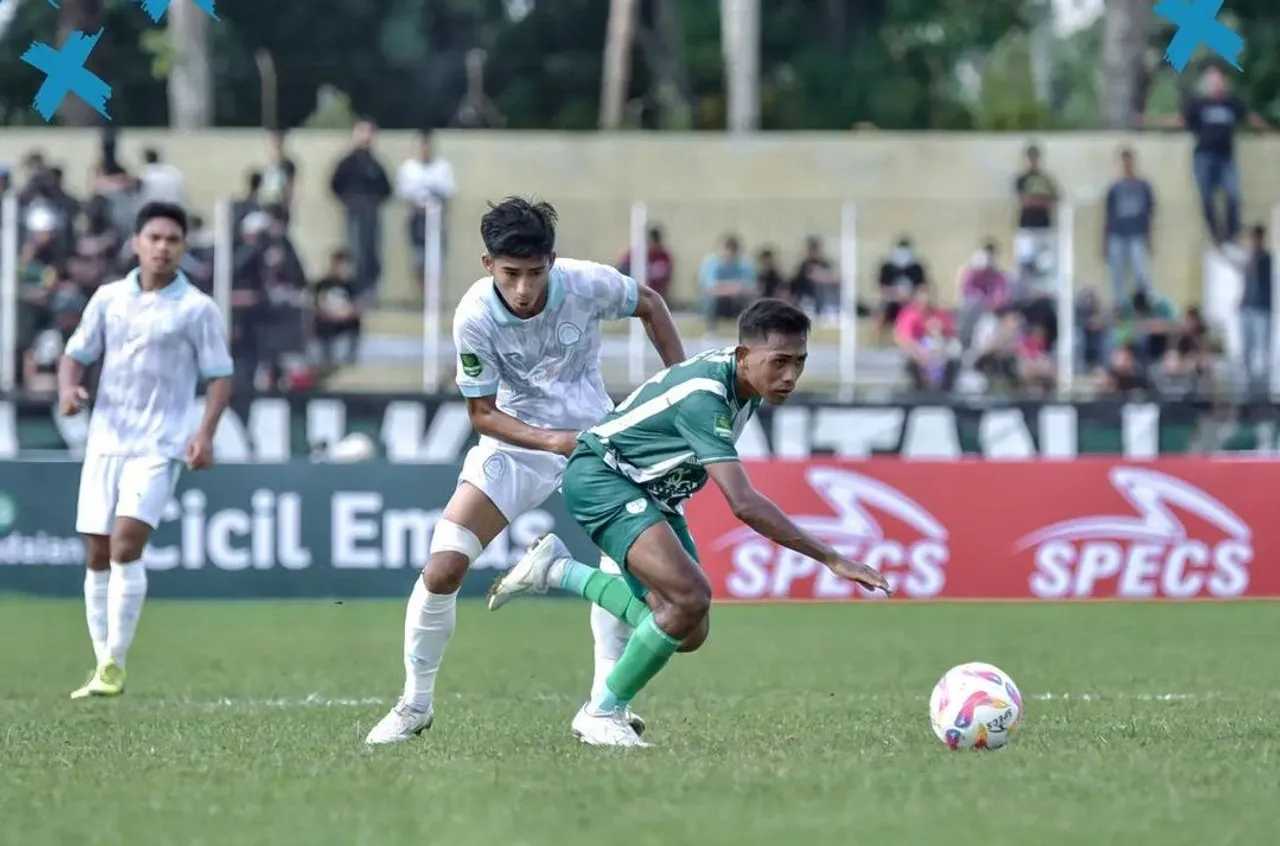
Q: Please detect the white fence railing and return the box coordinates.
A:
[2,194,1277,399]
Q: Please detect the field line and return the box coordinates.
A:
[109,690,1233,710]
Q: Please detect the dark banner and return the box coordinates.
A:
[0,462,597,599]
[3,395,1280,462]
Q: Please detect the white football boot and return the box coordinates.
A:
[364,699,434,745]
[486,533,567,610]
[571,704,650,748]
[490,535,650,736]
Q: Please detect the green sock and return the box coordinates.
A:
[557,559,651,628]
[591,615,682,711]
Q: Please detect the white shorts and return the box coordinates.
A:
[458,443,567,523]
[75,454,182,536]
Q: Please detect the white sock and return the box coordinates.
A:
[589,603,633,704]
[106,560,148,668]
[402,577,457,712]
[83,569,110,665]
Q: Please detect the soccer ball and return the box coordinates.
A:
[928,662,1023,750]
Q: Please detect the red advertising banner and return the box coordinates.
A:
[684,460,1280,601]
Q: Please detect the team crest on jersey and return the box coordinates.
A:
[713,413,734,439]
[625,498,648,514]
[556,322,583,346]
[460,353,483,377]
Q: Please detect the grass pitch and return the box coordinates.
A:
[1,598,1277,846]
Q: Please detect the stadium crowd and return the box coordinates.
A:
[2,65,1272,401]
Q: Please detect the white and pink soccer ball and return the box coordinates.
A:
[929,662,1023,750]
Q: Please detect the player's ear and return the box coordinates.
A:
[481,253,493,273]
[547,251,556,269]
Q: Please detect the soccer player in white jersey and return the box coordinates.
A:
[59,201,234,699]
[365,196,686,744]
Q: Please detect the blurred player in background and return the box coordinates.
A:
[365,196,685,744]
[59,202,234,699]
[488,299,891,746]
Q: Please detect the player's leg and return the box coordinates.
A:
[70,453,118,699]
[100,456,182,691]
[365,446,512,744]
[588,555,633,706]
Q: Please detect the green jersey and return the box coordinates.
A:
[578,348,762,513]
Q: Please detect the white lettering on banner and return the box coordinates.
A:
[147,489,312,571]
[330,491,557,569]
[1020,467,1253,599]
[0,532,84,565]
[716,467,949,599]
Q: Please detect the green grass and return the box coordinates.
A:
[2,599,1278,846]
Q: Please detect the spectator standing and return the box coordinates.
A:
[330,119,392,298]
[618,226,673,303]
[1239,224,1273,394]
[138,148,186,206]
[698,235,755,334]
[260,131,298,226]
[1103,148,1156,303]
[1013,143,1059,295]
[232,170,263,247]
[395,131,455,296]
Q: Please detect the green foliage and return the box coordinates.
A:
[0,0,1117,131]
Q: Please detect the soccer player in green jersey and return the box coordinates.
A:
[487,298,891,747]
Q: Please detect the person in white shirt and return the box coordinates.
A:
[139,148,186,206]
[59,201,234,700]
[365,197,686,745]
[395,131,456,291]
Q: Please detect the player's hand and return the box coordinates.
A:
[59,386,89,417]
[827,556,893,596]
[185,432,215,470]
[549,431,580,456]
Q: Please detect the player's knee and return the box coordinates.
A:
[670,576,712,623]
[82,535,111,569]
[109,529,149,564]
[424,519,484,593]
[678,614,710,653]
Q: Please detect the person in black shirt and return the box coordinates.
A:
[1239,224,1273,393]
[312,249,363,368]
[875,236,927,341]
[756,248,787,300]
[1013,144,1059,294]
[1177,66,1269,243]
[329,119,392,298]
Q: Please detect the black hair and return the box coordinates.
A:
[738,298,811,343]
[248,170,263,191]
[135,201,188,235]
[480,196,557,259]
[1252,223,1266,239]
[143,148,161,164]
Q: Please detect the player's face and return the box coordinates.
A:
[740,332,808,404]
[483,252,555,318]
[132,217,186,277]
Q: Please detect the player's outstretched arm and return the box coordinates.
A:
[633,284,686,367]
[706,460,892,595]
[466,395,579,456]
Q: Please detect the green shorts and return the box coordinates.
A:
[561,447,699,599]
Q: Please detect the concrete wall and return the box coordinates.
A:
[4,130,1277,309]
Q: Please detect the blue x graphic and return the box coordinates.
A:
[128,0,221,23]
[1154,0,1244,72]
[21,29,112,122]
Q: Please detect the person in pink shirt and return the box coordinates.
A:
[895,285,960,392]
[956,238,1011,345]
